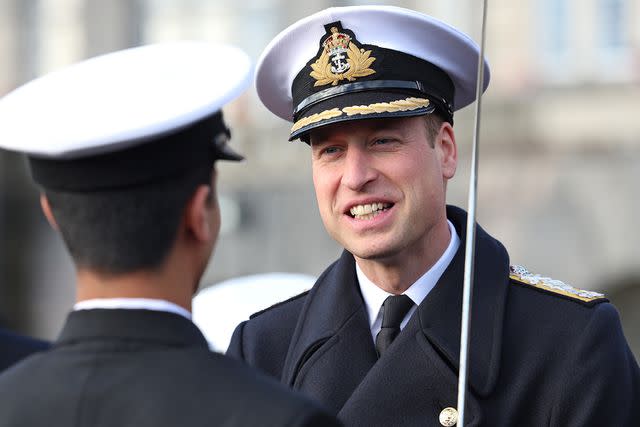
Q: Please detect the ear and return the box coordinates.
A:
[437,122,457,180]
[184,185,214,243]
[39,194,59,231]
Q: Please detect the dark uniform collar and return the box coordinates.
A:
[56,308,209,350]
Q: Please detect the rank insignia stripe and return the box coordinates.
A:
[509,265,607,305]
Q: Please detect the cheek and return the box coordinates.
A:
[390,152,431,184]
[399,155,443,202]
[312,168,341,228]
[312,167,334,204]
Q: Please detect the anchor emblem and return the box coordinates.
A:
[330,50,350,74]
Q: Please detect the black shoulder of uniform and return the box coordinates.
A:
[509,265,608,307]
[249,290,310,319]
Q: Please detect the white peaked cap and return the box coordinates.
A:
[254,5,489,140]
[0,41,252,159]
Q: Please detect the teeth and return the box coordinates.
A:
[349,203,390,219]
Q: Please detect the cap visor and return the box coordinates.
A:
[215,145,244,161]
[291,91,436,140]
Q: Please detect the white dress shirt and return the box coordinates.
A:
[357,220,460,342]
[74,298,192,320]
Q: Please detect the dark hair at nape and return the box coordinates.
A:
[45,165,213,275]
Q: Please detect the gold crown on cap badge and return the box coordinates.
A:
[310,22,376,87]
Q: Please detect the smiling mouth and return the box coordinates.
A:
[349,202,392,220]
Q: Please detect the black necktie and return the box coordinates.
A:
[375,294,414,357]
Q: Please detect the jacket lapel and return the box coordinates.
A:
[282,251,378,413]
[338,313,483,426]
[419,206,509,397]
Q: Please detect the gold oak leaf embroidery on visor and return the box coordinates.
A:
[310,27,376,87]
[290,97,430,133]
[291,108,343,132]
[343,97,430,116]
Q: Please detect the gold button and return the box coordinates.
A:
[439,407,458,426]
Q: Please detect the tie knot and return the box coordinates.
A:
[381,294,414,328]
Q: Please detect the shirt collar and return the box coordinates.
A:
[73,298,192,321]
[357,219,460,328]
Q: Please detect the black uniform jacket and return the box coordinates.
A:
[0,328,49,372]
[228,206,640,426]
[0,308,342,427]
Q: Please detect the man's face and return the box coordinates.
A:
[309,115,457,264]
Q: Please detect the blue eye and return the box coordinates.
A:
[373,138,392,145]
[311,143,342,158]
[320,146,344,156]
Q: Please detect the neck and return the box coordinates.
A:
[355,219,452,294]
[76,262,197,313]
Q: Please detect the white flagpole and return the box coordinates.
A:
[457,0,488,425]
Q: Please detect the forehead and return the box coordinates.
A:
[309,115,426,143]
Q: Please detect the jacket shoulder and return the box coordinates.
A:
[249,290,310,319]
[509,265,608,307]
[229,291,309,378]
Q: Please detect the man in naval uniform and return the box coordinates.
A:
[227,6,640,426]
[0,42,341,427]
[0,328,49,372]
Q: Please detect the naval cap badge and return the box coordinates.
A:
[310,21,376,87]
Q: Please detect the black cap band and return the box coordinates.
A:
[293,79,453,121]
[29,112,239,192]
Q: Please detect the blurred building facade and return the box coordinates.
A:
[0,0,638,356]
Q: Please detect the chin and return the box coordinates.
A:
[346,242,399,261]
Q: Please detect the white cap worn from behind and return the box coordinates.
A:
[0,41,251,159]
[0,41,252,191]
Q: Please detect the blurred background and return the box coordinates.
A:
[0,0,638,358]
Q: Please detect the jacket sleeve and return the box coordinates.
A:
[226,321,247,359]
[551,303,640,426]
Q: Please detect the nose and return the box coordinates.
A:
[341,146,377,191]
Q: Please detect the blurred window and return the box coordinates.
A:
[542,0,569,57]
[598,0,626,49]
[595,0,631,81]
[537,0,633,84]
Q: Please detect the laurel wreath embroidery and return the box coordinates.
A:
[291,108,343,132]
[310,42,376,87]
[291,97,431,133]
[342,97,430,116]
